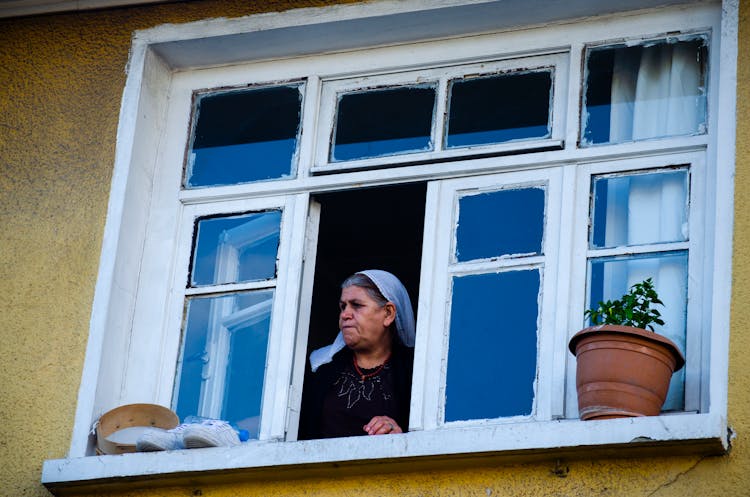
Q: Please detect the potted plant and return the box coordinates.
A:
[568,278,685,420]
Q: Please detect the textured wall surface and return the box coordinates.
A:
[0,1,747,496]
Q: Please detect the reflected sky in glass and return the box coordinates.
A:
[174,290,273,438]
[456,187,545,262]
[588,252,687,411]
[191,211,281,287]
[447,71,551,148]
[445,270,539,421]
[332,85,436,161]
[186,85,302,187]
[591,170,688,249]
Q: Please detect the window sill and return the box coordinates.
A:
[42,413,729,495]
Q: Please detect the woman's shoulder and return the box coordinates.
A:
[314,346,352,375]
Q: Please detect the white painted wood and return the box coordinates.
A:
[536,168,564,421]
[411,180,448,431]
[69,44,173,457]
[134,0,701,70]
[43,412,729,490]
[315,53,567,169]
[66,0,733,482]
[258,196,295,441]
[430,168,563,426]
[297,77,320,178]
[285,199,321,441]
[684,155,707,412]
[550,164,578,418]
[564,152,705,418]
[703,0,737,421]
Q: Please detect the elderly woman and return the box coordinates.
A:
[300,269,415,439]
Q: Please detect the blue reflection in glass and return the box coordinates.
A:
[187,85,302,187]
[191,210,281,287]
[334,137,432,161]
[448,126,550,148]
[590,170,688,249]
[174,291,273,439]
[445,270,539,421]
[456,187,545,262]
[447,71,551,148]
[332,85,436,161]
[588,252,687,411]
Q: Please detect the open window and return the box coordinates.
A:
[295,182,426,440]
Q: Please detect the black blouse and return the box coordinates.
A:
[299,343,414,439]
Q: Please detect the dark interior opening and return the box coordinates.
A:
[306,181,426,351]
[298,181,426,438]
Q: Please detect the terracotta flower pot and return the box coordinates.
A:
[568,325,685,420]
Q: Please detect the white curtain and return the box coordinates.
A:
[601,41,701,409]
[609,42,703,143]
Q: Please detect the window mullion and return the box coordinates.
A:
[433,76,449,152]
[586,242,691,259]
[685,156,706,413]
[184,280,277,296]
[564,41,584,150]
[296,76,320,178]
[563,163,595,419]
[534,166,563,421]
[549,164,579,419]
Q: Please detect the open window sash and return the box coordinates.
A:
[413,167,566,431]
[167,193,313,442]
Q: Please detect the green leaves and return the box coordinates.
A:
[584,278,665,331]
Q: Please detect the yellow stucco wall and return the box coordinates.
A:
[0,1,748,495]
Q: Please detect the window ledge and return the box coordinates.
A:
[43,413,729,496]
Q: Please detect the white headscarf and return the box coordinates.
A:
[309,269,416,372]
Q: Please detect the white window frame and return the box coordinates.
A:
[314,52,568,173]
[564,153,708,418]
[415,168,564,430]
[167,195,309,442]
[42,0,737,492]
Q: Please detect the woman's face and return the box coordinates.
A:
[338,285,395,353]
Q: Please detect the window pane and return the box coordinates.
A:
[446,71,552,148]
[591,169,688,248]
[588,252,687,411]
[332,85,436,161]
[191,211,281,287]
[582,37,707,145]
[186,85,302,187]
[456,187,545,262]
[174,290,273,439]
[445,270,539,421]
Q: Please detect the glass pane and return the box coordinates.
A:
[582,37,707,145]
[591,169,688,248]
[446,71,551,148]
[174,290,273,439]
[191,210,281,287]
[332,85,436,161]
[186,85,302,187]
[588,252,687,411]
[456,187,545,262]
[445,270,540,421]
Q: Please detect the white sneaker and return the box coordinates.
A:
[183,419,240,448]
[135,424,189,451]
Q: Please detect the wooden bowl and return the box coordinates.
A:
[96,403,179,455]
